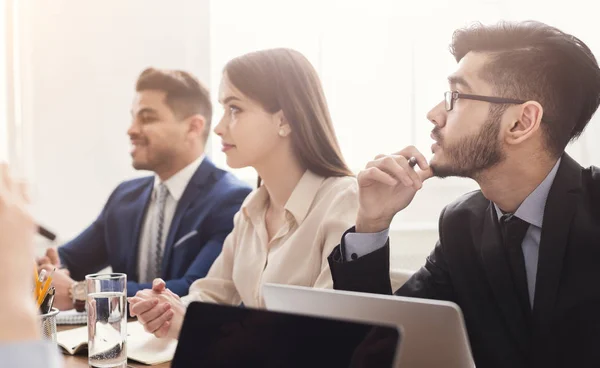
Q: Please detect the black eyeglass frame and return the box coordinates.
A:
[444,91,527,111]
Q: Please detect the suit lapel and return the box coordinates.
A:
[480,202,531,355]
[160,158,216,276]
[126,179,154,279]
[532,154,581,326]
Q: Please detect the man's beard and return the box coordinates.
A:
[431,108,505,179]
[132,148,173,173]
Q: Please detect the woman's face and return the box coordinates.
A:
[214,73,289,169]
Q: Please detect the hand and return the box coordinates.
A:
[0,163,39,341]
[36,247,62,268]
[356,146,433,233]
[0,164,36,292]
[129,279,185,339]
[39,264,75,311]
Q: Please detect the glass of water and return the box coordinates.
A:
[86,273,127,368]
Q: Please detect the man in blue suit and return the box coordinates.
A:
[37,68,252,310]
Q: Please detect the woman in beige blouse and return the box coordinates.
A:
[129,48,358,339]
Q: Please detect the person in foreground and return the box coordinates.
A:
[129,48,359,339]
[0,163,62,367]
[37,68,251,310]
[328,21,600,368]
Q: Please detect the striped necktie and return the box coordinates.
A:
[149,183,169,281]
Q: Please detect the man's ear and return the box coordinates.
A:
[187,114,207,139]
[504,101,543,146]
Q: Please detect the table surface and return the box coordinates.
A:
[58,324,171,368]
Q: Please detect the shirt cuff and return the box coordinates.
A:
[181,293,196,307]
[0,340,63,368]
[343,228,389,262]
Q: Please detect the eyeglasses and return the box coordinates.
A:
[444,91,526,112]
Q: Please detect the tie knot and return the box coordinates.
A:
[501,213,515,223]
[157,183,169,201]
[501,213,526,224]
[500,213,530,236]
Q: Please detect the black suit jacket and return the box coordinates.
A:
[328,154,600,368]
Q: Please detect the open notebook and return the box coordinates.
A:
[56,321,177,365]
[56,308,87,325]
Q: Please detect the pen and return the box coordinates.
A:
[40,287,56,314]
[37,224,56,241]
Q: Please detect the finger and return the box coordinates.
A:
[39,264,55,272]
[128,297,143,315]
[358,167,397,187]
[134,289,155,299]
[162,288,180,300]
[46,248,61,266]
[36,256,51,266]
[390,155,422,190]
[15,179,31,203]
[376,156,414,187]
[138,302,171,326]
[152,278,166,292]
[144,309,174,334]
[0,163,14,194]
[154,321,171,338]
[418,167,434,182]
[0,163,15,201]
[395,146,429,171]
[130,298,159,317]
[62,268,70,276]
[128,296,143,305]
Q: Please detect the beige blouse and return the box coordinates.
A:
[181,171,358,308]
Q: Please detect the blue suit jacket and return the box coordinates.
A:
[58,158,252,297]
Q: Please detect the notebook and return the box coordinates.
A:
[56,308,87,325]
[56,321,177,365]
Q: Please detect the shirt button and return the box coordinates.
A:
[351,253,358,260]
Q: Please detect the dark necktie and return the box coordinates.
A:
[499,214,532,314]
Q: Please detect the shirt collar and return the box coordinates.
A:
[153,155,204,201]
[242,170,325,226]
[284,170,325,224]
[494,158,561,228]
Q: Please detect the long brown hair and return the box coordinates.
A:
[224,48,353,186]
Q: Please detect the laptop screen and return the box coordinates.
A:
[172,301,401,368]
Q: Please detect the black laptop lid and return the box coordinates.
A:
[172,301,401,368]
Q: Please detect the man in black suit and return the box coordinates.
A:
[328,21,600,368]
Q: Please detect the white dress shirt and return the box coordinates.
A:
[137,155,204,283]
[182,172,358,308]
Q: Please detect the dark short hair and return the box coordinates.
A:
[136,68,212,142]
[450,21,600,156]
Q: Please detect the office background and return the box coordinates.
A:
[1,0,598,270]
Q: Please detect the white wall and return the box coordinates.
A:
[17,0,211,241]
[11,0,600,267]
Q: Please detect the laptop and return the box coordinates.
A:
[172,301,403,368]
[263,283,475,368]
